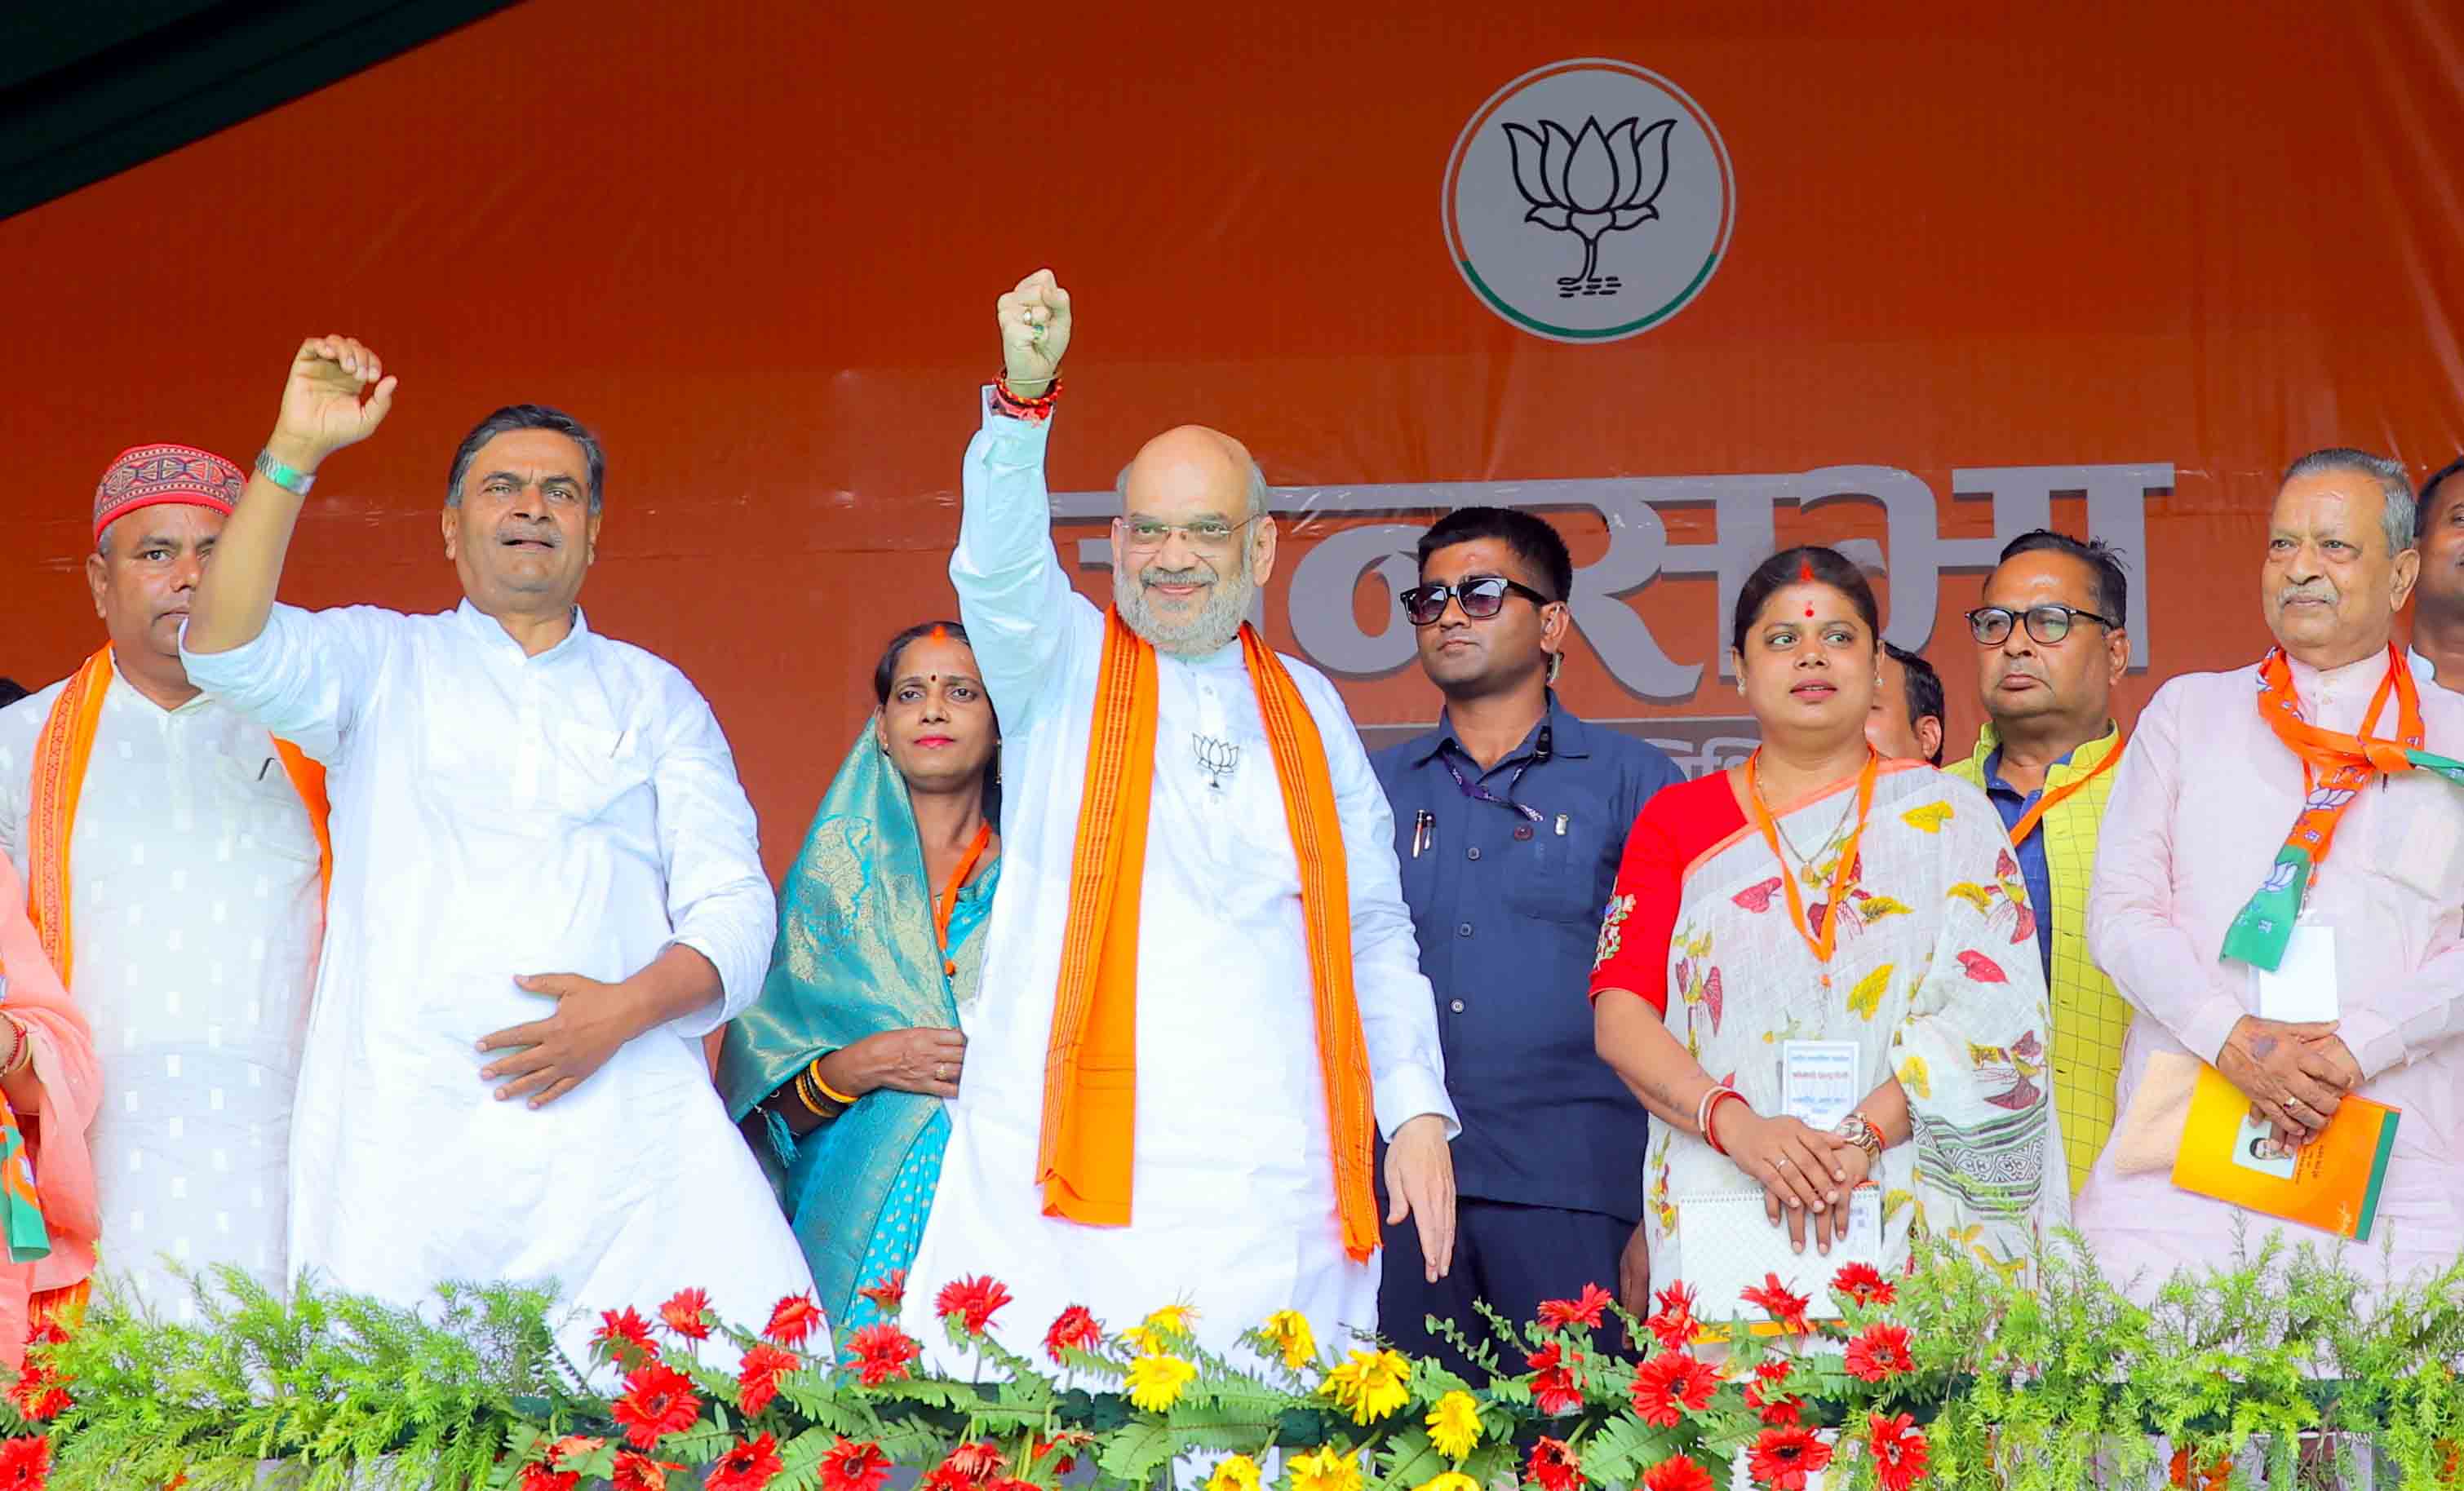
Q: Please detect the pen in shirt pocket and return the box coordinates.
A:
[1411,809,1433,858]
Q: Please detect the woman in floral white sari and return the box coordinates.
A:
[1590,546,2066,1309]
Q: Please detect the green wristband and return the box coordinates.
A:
[254,448,317,497]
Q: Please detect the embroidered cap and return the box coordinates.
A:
[92,443,246,543]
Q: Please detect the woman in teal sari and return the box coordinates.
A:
[719,622,1001,1336]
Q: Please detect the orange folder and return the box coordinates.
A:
[2170,1064,2400,1241]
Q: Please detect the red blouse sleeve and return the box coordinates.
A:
[1589,773,1748,1015]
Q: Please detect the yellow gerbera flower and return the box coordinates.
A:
[1123,1301,1201,1355]
[1207,1455,1264,1491]
[1425,1390,1483,1461]
[1125,1351,1197,1413]
[1319,1347,1411,1424]
[1288,1448,1364,1491]
[1415,1474,1481,1491]
[1262,1309,1318,1371]
[1145,1302,1199,1336]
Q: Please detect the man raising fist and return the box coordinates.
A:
[896,272,1459,1373]
[182,338,813,1358]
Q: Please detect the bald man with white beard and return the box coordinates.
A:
[896,271,1457,1372]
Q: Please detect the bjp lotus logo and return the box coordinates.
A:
[1500,116,1677,298]
[1444,61,1733,343]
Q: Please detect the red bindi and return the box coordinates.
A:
[1805,604,1815,617]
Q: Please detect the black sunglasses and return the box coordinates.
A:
[1399,575,1558,626]
[1965,604,2120,646]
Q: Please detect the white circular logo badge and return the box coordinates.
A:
[1443,60,1735,343]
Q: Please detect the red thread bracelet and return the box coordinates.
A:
[992,371,1064,422]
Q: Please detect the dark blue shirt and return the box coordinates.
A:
[1982,746,2068,983]
[1372,694,1682,1222]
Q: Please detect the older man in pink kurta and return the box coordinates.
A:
[2076,449,2464,1294]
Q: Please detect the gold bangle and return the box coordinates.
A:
[811,1062,859,1107]
[791,1068,831,1120]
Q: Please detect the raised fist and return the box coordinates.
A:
[995,269,1071,397]
[268,334,397,471]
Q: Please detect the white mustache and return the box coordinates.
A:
[1141,564,1212,588]
[2276,585,2337,607]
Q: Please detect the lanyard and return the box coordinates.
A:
[2004,733,2126,847]
[1744,748,1879,988]
[933,821,995,979]
[1438,724,1552,824]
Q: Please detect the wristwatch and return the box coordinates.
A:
[1833,1110,1884,1163]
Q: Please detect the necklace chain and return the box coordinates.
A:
[1753,769,1858,869]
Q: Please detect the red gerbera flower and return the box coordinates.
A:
[610,1362,702,1449]
[934,1274,1014,1336]
[1629,1350,1720,1427]
[1645,1283,1700,1352]
[920,1465,973,1491]
[592,1306,659,1369]
[737,1343,800,1416]
[1643,1455,1718,1491]
[857,1269,908,1315]
[818,1438,894,1491]
[0,1437,51,1491]
[1869,1413,1931,1491]
[21,1323,63,1349]
[764,1293,825,1347]
[1844,1322,1914,1383]
[1035,1431,1093,1477]
[519,1461,579,1491]
[1744,1360,1801,1427]
[1740,1274,1812,1334]
[1748,1426,1834,1491]
[708,1433,786,1491]
[659,1288,711,1341]
[5,1364,68,1423]
[1525,1342,1584,1414]
[1044,1304,1104,1363]
[844,1323,922,1387]
[612,1450,681,1491]
[940,1441,1004,1487]
[521,1436,602,1491]
[1528,1436,1586,1491]
[1831,1262,1896,1308]
[1536,1282,1615,1331]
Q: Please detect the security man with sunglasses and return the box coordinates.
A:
[1371,507,1680,1366]
[1948,529,2132,1192]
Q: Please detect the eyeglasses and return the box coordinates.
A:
[1120,515,1259,550]
[1965,604,2120,646]
[1399,575,1558,626]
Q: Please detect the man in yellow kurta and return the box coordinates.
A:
[1948,531,2130,1192]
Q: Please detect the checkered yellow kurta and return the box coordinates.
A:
[1951,723,2129,1192]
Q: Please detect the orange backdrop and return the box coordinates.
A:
[5,0,2462,878]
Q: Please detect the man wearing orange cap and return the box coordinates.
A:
[0,444,328,1321]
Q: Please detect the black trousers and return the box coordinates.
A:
[1376,1197,1631,1377]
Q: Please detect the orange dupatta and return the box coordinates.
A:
[1037,613,1382,1261]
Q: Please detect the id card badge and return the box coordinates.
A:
[1844,1184,1883,1254]
[2255,917,2339,1024]
[1780,1040,1861,1130]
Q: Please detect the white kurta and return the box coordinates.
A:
[898,400,1456,1370]
[179,602,813,1356]
[0,666,321,1319]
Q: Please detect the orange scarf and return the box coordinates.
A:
[2224,644,2464,970]
[28,648,330,984]
[1038,613,1380,1260]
